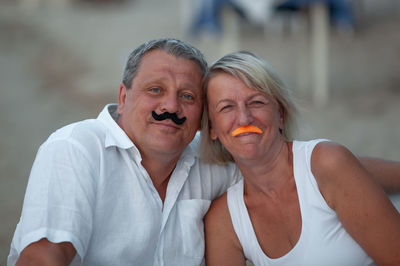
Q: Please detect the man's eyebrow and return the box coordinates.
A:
[137,76,200,91]
[179,83,201,91]
[138,76,168,86]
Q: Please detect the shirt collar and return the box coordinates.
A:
[97,104,135,150]
[97,104,199,160]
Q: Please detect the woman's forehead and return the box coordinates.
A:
[207,73,273,99]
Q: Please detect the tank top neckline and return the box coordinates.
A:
[235,140,308,262]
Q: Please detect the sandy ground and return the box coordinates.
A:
[0,0,399,263]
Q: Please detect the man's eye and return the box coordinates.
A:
[150,87,161,94]
[182,93,194,101]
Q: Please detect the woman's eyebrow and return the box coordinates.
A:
[215,99,234,107]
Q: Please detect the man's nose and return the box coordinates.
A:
[159,94,181,114]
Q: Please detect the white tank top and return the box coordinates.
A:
[227,139,375,266]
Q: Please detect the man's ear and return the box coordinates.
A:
[118,83,128,114]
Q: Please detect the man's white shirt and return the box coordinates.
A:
[8,104,240,266]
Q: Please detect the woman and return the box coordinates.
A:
[201,51,400,265]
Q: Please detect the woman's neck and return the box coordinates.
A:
[237,141,294,197]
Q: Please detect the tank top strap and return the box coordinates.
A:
[292,139,331,218]
[226,179,261,262]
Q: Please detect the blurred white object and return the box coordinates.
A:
[310,2,329,107]
[233,0,274,25]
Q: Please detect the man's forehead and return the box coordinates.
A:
[137,50,203,79]
[142,49,197,64]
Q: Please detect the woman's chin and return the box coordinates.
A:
[233,149,263,162]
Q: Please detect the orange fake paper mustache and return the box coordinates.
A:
[231,125,263,137]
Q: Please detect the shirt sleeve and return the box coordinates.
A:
[9,138,97,264]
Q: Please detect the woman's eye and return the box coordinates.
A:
[250,100,264,106]
[220,105,232,112]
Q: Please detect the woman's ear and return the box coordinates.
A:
[210,124,218,140]
[278,105,285,133]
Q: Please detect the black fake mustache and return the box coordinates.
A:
[152,111,186,125]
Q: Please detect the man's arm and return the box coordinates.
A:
[16,238,76,266]
[359,157,400,194]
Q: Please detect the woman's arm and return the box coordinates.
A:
[312,142,400,265]
[205,193,246,266]
[359,157,400,194]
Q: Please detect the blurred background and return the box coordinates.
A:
[0,0,399,263]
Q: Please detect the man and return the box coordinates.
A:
[8,38,400,265]
[9,38,239,266]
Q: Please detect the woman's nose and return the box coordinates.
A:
[237,106,253,126]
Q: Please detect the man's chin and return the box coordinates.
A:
[147,131,196,153]
[152,123,181,134]
[149,138,187,153]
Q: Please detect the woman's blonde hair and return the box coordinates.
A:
[200,51,299,164]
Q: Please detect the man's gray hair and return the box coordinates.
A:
[122,38,208,89]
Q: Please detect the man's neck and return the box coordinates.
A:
[140,152,181,203]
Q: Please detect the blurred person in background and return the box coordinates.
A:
[203,51,400,265]
[188,0,242,37]
[188,0,274,37]
[8,38,400,266]
[189,0,354,37]
[275,0,355,33]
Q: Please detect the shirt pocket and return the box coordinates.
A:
[176,199,211,260]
